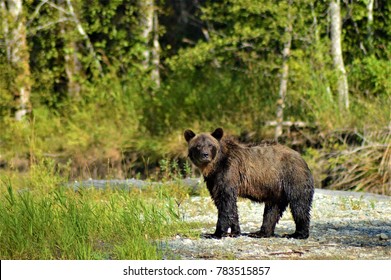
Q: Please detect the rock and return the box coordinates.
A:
[183,239,193,245]
[377,233,388,240]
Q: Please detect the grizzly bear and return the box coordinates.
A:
[184,128,314,239]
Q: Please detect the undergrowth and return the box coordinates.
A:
[303,128,391,195]
[0,160,198,260]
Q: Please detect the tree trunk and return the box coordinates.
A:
[58,0,82,98]
[151,9,160,88]
[140,0,153,68]
[178,0,188,24]
[330,0,349,110]
[1,0,31,121]
[139,0,160,89]
[65,0,102,75]
[63,34,82,98]
[0,0,10,61]
[311,1,332,101]
[275,6,293,141]
[366,0,374,51]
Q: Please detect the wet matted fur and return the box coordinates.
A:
[184,128,314,239]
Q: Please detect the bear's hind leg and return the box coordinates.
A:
[249,201,287,238]
[287,198,312,239]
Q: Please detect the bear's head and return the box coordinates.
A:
[184,128,224,170]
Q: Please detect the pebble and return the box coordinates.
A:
[377,233,388,240]
[165,189,391,260]
[182,239,193,245]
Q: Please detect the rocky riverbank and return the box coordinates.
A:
[163,189,391,260]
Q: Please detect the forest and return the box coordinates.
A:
[0,0,390,195]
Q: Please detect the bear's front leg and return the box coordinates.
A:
[206,210,240,239]
[211,187,241,239]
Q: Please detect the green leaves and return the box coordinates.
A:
[0,0,390,185]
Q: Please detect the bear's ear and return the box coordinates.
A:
[211,128,224,141]
[184,129,196,142]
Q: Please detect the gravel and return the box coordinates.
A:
[163,189,391,260]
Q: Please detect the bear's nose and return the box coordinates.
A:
[201,152,209,158]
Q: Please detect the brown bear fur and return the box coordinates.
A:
[184,128,314,239]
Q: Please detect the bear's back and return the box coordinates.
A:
[222,139,310,185]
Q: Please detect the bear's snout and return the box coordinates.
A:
[192,147,213,163]
[201,152,209,159]
[198,150,212,163]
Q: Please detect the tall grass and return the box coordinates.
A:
[0,161,193,260]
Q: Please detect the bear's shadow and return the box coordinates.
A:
[200,232,288,239]
[200,221,391,247]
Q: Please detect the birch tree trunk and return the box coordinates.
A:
[151,9,160,88]
[63,32,82,98]
[139,0,160,89]
[140,0,153,67]
[58,0,82,98]
[65,0,102,75]
[275,5,293,141]
[330,0,349,110]
[366,0,374,51]
[1,0,31,120]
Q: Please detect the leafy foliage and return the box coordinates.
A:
[0,0,390,193]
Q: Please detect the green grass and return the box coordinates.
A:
[0,161,198,260]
